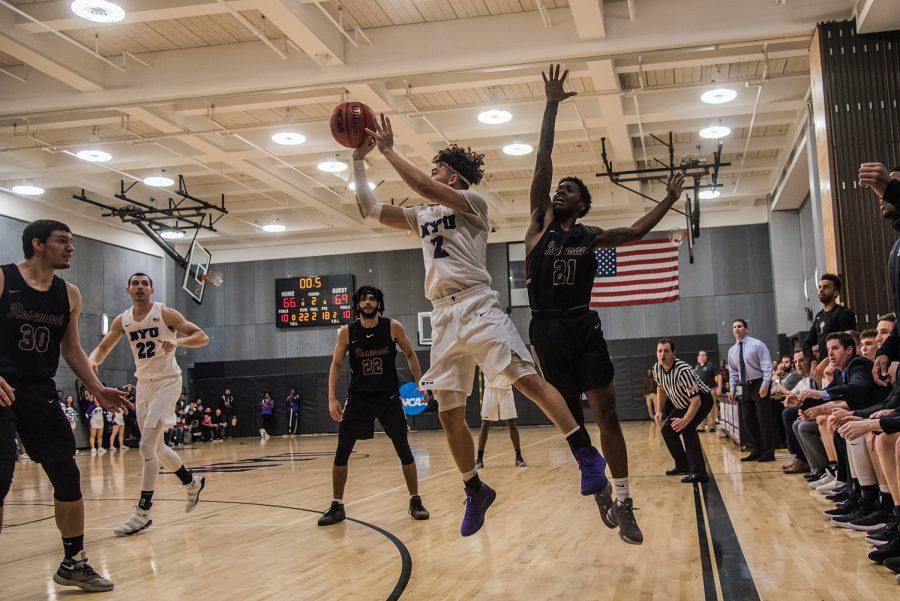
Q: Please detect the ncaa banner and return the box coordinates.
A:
[400,381,428,416]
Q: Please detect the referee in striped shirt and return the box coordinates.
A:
[652,339,715,483]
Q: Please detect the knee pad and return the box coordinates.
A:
[388,431,414,465]
[333,426,357,467]
[435,390,467,413]
[43,458,82,503]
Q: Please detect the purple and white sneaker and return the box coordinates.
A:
[461,483,496,537]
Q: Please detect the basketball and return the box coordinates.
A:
[330,101,376,149]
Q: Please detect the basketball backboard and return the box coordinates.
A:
[182,240,212,304]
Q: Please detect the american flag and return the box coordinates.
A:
[591,238,680,308]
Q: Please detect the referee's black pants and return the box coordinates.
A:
[738,379,776,455]
[661,392,714,474]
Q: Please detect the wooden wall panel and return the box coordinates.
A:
[810,20,900,326]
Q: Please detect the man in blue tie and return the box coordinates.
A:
[727,319,775,461]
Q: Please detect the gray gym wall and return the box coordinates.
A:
[0,213,168,445]
[164,223,777,378]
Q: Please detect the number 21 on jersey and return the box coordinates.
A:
[553,259,576,285]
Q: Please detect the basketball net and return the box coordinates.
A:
[200,270,224,287]
[666,228,687,247]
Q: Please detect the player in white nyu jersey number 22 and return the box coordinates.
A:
[89,272,209,538]
[352,114,610,539]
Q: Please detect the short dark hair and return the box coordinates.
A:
[825,331,856,352]
[657,338,675,351]
[878,312,896,323]
[128,272,153,287]
[861,328,877,340]
[733,318,748,328]
[353,285,385,316]
[820,273,842,291]
[433,144,485,188]
[558,176,592,217]
[22,220,71,259]
[891,165,900,173]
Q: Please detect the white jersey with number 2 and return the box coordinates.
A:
[403,190,492,301]
[121,301,181,381]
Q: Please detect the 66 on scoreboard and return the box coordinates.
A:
[275,274,356,328]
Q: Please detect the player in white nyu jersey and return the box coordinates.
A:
[353,116,610,538]
[89,273,209,536]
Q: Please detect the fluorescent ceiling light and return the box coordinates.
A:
[477,109,512,125]
[348,181,376,191]
[699,125,731,139]
[698,190,721,200]
[317,160,348,173]
[76,149,112,162]
[502,143,533,156]
[262,223,287,232]
[70,1,126,24]
[160,229,185,240]
[271,131,306,146]
[143,175,175,187]
[11,184,45,196]
[700,89,737,104]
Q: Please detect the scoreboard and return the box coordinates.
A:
[275,274,355,328]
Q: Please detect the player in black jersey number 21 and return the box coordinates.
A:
[318,286,430,526]
[0,220,133,592]
[526,65,685,545]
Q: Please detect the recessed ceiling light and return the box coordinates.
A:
[699,125,731,139]
[11,184,45,196]
[347,181,376,191]
[698,190,721,200]
[160,229,185,240]
[502,143,533,156]
[143,175,175,187]
[477,109,512,125]
[76,149,112,162]
[700,88,737,104]
[262,223,287,233]
[317,160,348,173]
[70,0,126,24]
[271,131,306,146]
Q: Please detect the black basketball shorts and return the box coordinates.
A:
[0,377,76,464]
[529,311,615,424]
[339,391,408,441]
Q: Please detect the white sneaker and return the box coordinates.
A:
[98,448,107,455]
[120,447,129,452]
[184,475,205,513]
[114,507,152,536]
[90,448,97,455]
[816,479,841,494]
[259,429,265,438]
[809,473,833,489]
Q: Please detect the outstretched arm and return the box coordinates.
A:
[89,314,125,371]
[591,172,685,247]
[368,115,475,215]
[530,65,576,221]
[352,136,416,231]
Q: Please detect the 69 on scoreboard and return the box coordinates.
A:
[275,274,356,328]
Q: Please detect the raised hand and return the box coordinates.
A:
[365,114,395,153]
[542,64,576,104]
[858,162,891,197]
[666,171,685,199]
[353,135,376,161]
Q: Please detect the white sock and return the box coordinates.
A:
[333,499,343,505]
[612,477,630,502]
[564,426,580,439]
[462,468,477,482]
[881,485,891,494]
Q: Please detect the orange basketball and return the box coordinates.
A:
[330,101,376,149]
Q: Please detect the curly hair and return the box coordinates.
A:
[433,144,485,188]
[352,285,385,316]
[558,176,592,217]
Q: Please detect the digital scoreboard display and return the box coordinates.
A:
[275,274,356,328]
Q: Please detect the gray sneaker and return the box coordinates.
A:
[607,498,644,545]
[592,481,616,529]
[53,551,114,592]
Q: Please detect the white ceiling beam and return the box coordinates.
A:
[254,0,346,65]
[568,0,606,39]
[614,48,810,74]
[856,0,900,34]
[0,20,102,91]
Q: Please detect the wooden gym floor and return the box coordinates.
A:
[1,422,898,600]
